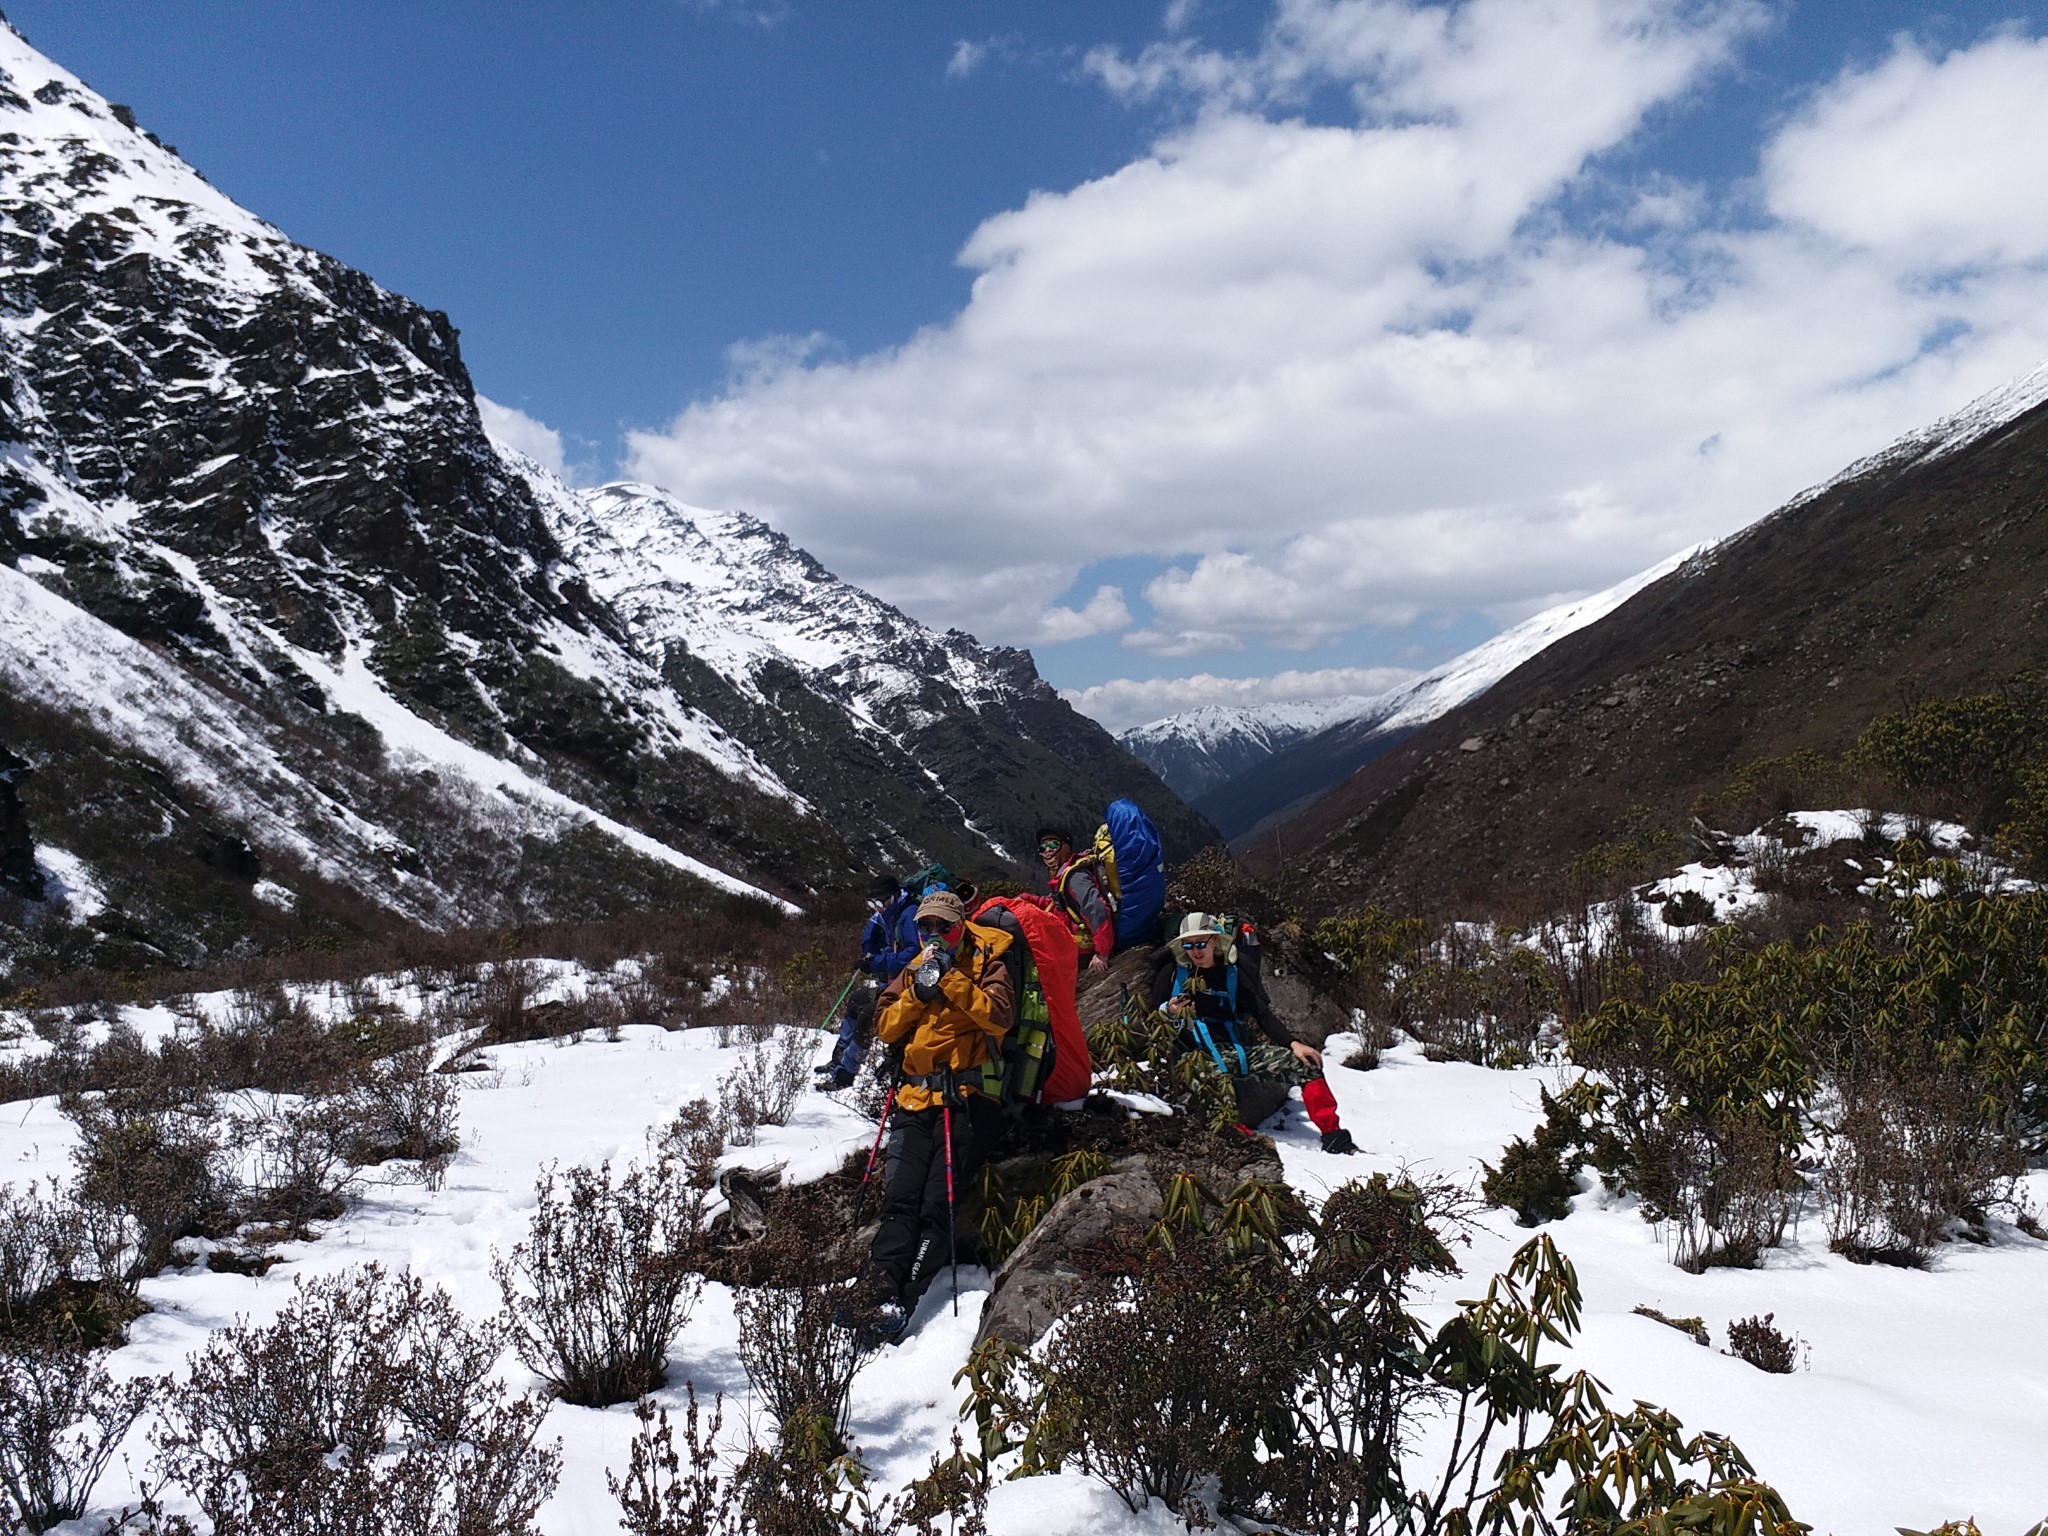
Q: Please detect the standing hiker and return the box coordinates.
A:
[860,874,922,981]
[1146,911,1357,1154]
[1036,826,1114,975]
[855,888,1016,1339]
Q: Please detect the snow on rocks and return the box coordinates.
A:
[4,960,2045,1533]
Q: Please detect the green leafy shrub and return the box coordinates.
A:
[1481,1081,1616,1227]
[964,1188,1807,1535]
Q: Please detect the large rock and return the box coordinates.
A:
[976,1162,1163,1349]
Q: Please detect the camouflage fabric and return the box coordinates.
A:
[1183,1040,1314,1129]
[1186,1038,1315,1085]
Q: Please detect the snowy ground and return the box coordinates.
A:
[3,980,2045,1535]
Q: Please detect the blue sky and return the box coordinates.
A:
[19,1,2048,729]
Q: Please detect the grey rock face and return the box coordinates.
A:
[976,1165,1163,1349]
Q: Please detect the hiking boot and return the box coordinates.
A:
[1320,1127,1357,1155]
[869,1298,910,1345]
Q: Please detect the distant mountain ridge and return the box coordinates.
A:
[1118,697,1376,802]
[1253,359,2048,912]
[0,21,1206,977]
[1122,550,1694,839]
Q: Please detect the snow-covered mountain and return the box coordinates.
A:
[1265,355,2048,911]
[0,21,1202,976]
[1123,549,1694,833]
[1117,697,1376,802]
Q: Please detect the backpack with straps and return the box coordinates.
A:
[970,897,1093,1107]
[968,905,1056,1109]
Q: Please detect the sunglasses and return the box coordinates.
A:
[916,919,955,936]
[1183,937,1216,950]
[1037,841,1064,854]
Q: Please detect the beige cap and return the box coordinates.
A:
[915,890,968,928]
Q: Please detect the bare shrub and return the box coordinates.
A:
[210,986,360,1096]
[1819,1068,2022,1266]
[62,1096,233,1280]
[736,1277,873,1455]
[1726,1312,1798,1374]
[718,1028,819,1143]
[610,1388,742,1536]
[1649,1119,1800,1274]
[475,959,542,1043]
[343,1045,461,1184]
[0,1182,89,1340]
[610,1388,988,1536]
[153,1265,558,1536]
[0,1339,159,1534]
[233,1095,360,1236]
[494,1154,709,1406]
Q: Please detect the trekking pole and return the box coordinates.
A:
[860,1092,894,1188]
[816,966,864,1033]
[942,1100,958,1316]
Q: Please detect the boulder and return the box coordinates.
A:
[976,1163,1163,1349]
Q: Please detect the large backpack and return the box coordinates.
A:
[971,897,1093,1107]
[1100,799,1166,951]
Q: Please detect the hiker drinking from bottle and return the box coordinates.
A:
[1037,826,1113,975]
[855,888,1017,1340]
[1146,911,1357,1155]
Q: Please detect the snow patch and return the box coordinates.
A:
[32,844,105,917]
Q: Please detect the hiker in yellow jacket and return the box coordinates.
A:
[856,888,1015,1339]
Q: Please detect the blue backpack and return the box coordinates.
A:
[1100,798,1166,951]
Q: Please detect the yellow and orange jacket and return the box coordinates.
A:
[874,920,1016,1111]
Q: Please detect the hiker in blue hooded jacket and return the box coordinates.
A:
[861,874,923,980]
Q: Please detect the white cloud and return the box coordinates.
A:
[679,0,788,28]
[947,39,988,80]
[626,3,2048,662]
[476,395,567,479]
[1067,664,1418,733]
[1763,31,2048,268]
[1035,584,1134,643]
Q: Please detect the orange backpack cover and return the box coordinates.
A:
[973,894,1093,1104]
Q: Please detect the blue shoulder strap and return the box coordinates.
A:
[1175,964,1248,1074]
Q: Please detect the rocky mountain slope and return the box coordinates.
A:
[1252,361,2048,912]
[0,21,1204,977]
[1126,552,1690,841]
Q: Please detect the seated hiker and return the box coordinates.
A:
[1036,826,1114,975]
[855,888,1016,1339]
[1145,911,1357,1155]
[860,873,922,982]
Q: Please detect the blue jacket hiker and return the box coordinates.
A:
[861,874,922,980]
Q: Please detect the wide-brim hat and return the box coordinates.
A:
[915,890,968,929]
[1172,911,1231,959]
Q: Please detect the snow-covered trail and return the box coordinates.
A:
[3,1017,2043,1534]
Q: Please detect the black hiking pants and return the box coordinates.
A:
[869,1096,1001,1307]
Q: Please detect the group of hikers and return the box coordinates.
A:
[823,813,1357,1342]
